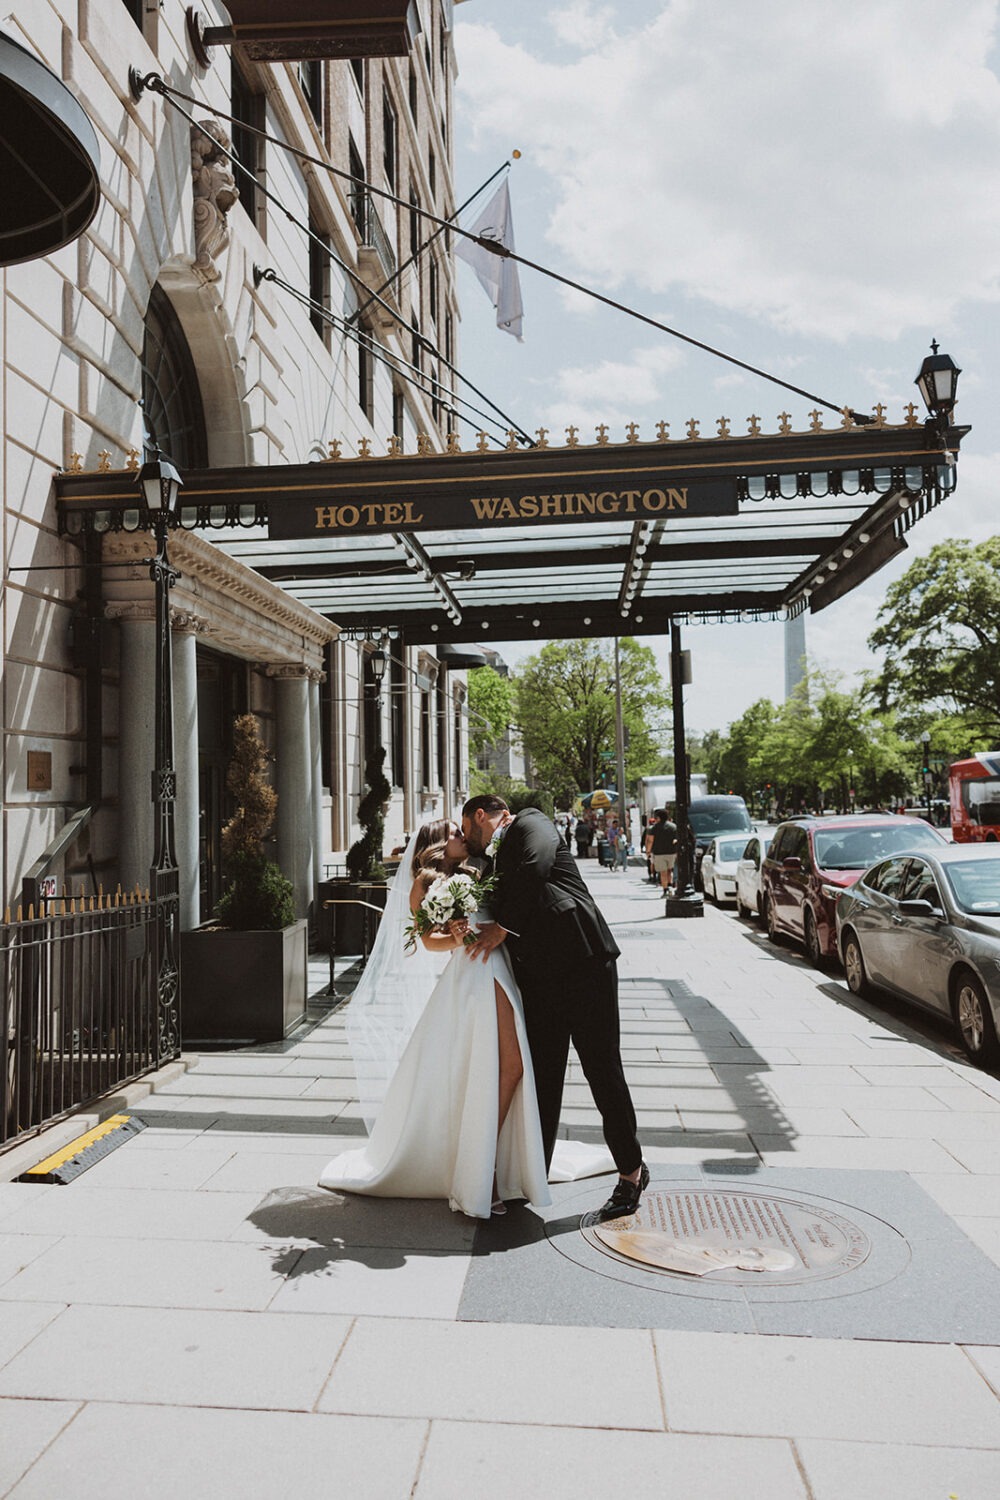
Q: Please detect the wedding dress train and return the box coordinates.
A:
[318,942,553,1219]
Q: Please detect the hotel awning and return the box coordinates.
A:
[55,412,968,646]
[0,32,100,267]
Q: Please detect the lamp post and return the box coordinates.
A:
[921,729,932,821]
[136,456,183,1062]
[664,619,703,918]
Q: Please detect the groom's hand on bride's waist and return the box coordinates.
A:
[465,921,511,961]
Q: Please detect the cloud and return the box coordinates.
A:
[456,2,1000,341]
[530,341,685,430]
[546,2,619,49]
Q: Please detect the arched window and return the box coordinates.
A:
[141,282,208,468]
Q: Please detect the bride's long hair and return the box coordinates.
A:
[411,819,477,884]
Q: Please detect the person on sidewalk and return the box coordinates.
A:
[463,794,648,1224]
[650,808,678,893]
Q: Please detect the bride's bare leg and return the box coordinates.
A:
[492,981,524,1212]
[494,980,524,1136]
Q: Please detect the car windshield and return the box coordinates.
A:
[717,838,751,861]
[944,861,1000,915]
[813,823,942,870]
[689,807,752,836]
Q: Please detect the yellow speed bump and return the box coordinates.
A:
[20,1114,146,1184]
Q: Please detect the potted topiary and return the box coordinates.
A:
[321,741,391,955]
[180,713,309,1043]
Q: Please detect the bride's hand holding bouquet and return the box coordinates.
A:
[405,871,495,953]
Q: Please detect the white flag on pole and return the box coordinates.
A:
[455,180,524,340]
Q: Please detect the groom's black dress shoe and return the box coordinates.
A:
[594,1162,650,1222]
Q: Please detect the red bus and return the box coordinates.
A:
[950,754,1000,842]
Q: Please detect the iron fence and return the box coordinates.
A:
[2,889,161,1150]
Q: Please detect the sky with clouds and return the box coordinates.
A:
[449,0,1000,737]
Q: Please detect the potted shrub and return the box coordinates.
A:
[321,741,391,955]
[180,713,309,1043]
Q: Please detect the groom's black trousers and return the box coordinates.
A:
[517,955,641,1177]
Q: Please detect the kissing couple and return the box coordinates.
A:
[319,795,649,1222]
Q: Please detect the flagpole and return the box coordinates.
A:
[346,160,511,329]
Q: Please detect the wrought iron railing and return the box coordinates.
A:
[1,889,160,1151]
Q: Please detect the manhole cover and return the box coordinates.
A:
[580,1184,872,1286]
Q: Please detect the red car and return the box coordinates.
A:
[760,814,947,965]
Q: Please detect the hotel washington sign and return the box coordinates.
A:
[55,420,962,551]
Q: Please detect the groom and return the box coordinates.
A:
[462,794,648,1222]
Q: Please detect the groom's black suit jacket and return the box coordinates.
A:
[491,808,619,985]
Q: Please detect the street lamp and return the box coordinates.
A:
[915,342,961,433]
[921,729,932,820]
[136,456,183,1061]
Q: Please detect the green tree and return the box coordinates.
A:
[866,537,1000,742]
[513,637,669,803]
[467,665,515,761]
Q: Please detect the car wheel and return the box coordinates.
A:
[804,909,824,968]
[842,929,871,998]
[710,878,719,903]
[952,970,1000,1066]
[736,892,749,918]
[764,897,783,945]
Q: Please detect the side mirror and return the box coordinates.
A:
[898,898,940,919]
[782,856,802,871]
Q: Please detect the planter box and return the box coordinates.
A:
[180,918,309,1044]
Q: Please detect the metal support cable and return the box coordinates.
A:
[147,77,533,445]
[258,268,510,442]
[134,72,867,422]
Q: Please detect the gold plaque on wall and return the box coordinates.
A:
[27,751,52,791]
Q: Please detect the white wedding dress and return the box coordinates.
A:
[318,940,551,1218]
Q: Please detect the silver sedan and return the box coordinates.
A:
[835,844,1000,1065]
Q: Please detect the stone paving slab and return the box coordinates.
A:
[0,1301,64,1370]
[0,1304,350,1410]
[318,1317,665,1428]
[0,1237,60,1291]
[1,1403,428,1500]
[796,1438,1000,1500]
[0,1235,288,1312]
[0,1186,261,1243]
[655,1330,1000,1446]
[0,1397,81,1498]
[416,1422,808,1500]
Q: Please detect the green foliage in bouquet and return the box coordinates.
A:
[215,713,295,931]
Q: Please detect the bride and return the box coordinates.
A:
[318,818,552,1219]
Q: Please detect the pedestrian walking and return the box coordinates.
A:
[649,808,678,893]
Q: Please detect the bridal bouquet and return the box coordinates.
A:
[404,871,496,952]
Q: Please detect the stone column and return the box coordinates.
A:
[114,606,156,894]
[270,666,314,919]
[308,674,324,893]
[172,616,202,931]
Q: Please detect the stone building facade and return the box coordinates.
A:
[1,0,469,926]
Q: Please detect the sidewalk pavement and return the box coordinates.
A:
[2,864,1000,1497]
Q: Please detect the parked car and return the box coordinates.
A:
[836,843,1000,1065]
[702,833,759,905]
[688,796,753,888]
[735,829,778,918]
[761,814,947,965]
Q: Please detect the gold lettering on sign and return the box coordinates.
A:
[313,500,425,530]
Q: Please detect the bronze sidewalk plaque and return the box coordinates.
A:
[582,1186,872,1286]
